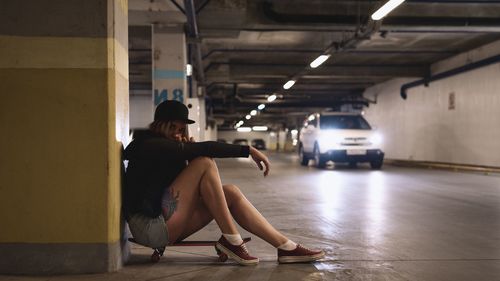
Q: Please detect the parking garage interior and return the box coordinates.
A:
[1,0,500,280]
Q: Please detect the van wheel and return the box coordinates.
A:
[314,145,327,169]
[370,160,383,170]
[298,145,309,166]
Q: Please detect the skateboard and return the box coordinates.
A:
[128,237,252,263]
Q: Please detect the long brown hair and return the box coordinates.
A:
[149,120,189,139]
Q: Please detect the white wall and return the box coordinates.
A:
[186,97,207,141]
[363,40,500,167]
[130,94,153,129]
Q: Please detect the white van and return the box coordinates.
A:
[298,112,384,169]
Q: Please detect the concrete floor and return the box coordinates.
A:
[2,152,500,280]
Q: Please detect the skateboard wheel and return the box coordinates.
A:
[151,252,161,263]
[218,253,228,262]
[157,247,165,256]
[215,247,222,255]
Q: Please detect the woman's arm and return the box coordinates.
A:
[249,146,271,177]
[138,137,250,160]
[130,136,271,175]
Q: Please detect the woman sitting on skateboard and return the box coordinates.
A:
[124,100,324,265]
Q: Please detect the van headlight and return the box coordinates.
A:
[318,131,343,151]
[369,133,383,146]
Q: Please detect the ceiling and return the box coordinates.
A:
[128,0,500,130]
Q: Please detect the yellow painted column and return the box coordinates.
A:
[0,0,129,274]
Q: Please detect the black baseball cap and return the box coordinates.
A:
[154,100,195,124]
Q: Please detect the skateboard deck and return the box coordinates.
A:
[128,237,252,262]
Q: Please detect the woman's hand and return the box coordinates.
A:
[174,135,195,143]
[249,146,270,177]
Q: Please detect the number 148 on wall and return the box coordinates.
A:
[154,89,183,105]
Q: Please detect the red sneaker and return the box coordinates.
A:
[216,236,259,265]
[277,244,325,264]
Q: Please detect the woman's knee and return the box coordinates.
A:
[223,184,244,203]
[189,156,215,168]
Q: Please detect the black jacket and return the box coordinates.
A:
[123,130,250,218]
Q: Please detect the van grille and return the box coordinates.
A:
[341,137,369,146]
[344,137,367,141]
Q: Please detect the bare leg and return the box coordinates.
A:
[175,183,288,247]
[224,184,288,247]
[165,157,238,244]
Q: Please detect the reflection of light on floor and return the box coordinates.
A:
[314,261,345,272]
[366,171,386,246]
[316,172,343,222]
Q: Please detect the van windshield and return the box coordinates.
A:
[319,115,371,130]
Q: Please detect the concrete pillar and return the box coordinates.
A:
[0,0,129,274]
[151,26,208,140]
[129,26,154,129]
[153,25,187,106]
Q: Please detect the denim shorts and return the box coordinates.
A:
[128,213,169,248]
[127,187,179,248]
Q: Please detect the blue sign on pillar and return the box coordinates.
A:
[154,89,168,106]
[153,69,185,105]
[154,89,184,106]
[172,89,183,102]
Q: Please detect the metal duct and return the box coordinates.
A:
[184,0,206,94]
[400,54,500,99]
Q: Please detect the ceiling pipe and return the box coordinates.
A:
[262,1,500,29]
[205,61,426,69]
[202,48,323,59]
[184,0,206,94]
[169,0,185,14]
[202,48,457,59]
[407,0,500,3]
[196,0,211,14]
[280,17,382,89]
[213,100,370,108]
[212,16,381,114]
[400,53,500,99]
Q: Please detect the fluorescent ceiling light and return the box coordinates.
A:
[252,126,268,131]
[234,121,243,128]
[309,55,330,68]
[185,64,193,76]
[267,94,277,102]
[371,0,405,20]
[283,80,296,90]
[237,127,252,132]
[258,104,266,110]
[250,110,257,116]
[245,115,251,120]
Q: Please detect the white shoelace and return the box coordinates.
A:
[240,243,249,254]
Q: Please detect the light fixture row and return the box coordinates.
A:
[234,95,278,130]
[236,126,269,132]
[279,0,404,90]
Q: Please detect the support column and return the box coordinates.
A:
[153,25,187,106]
[0,0,129,274]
